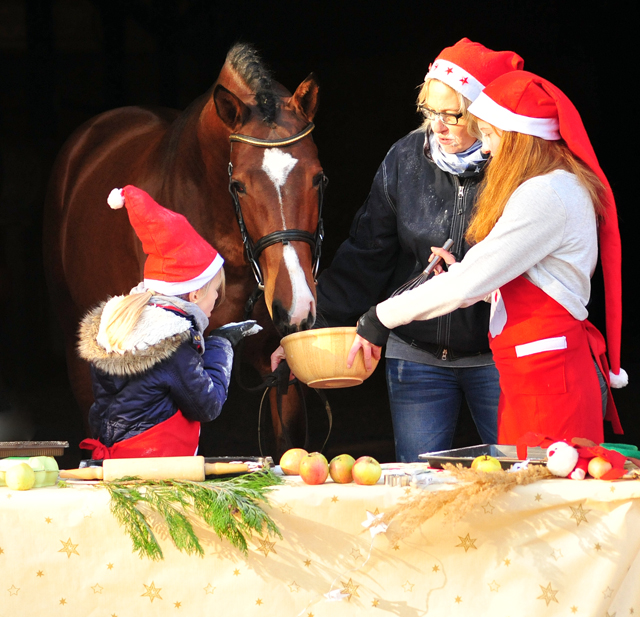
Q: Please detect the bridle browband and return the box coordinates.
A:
[228,122,326,291]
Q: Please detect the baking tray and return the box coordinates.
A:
[0,441,69,457]
[418,444,547,470]
[78,456,273,478]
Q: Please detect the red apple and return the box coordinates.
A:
[329,454,355,484]
[279,448,309,475]
[299,452,329,485]
[352,456,382,485]
[588,456,612,479]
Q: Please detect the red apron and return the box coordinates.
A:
[489,276,622,445]
[79,410,200,459]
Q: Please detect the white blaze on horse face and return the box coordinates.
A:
[262,148,315,324]
[262,148,297,227]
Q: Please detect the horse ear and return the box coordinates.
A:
[213,84,251,131]
[291,73,319,122]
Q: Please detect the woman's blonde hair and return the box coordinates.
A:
[102,268,226,350]
[416,79,480,140]
[466,130,606,244]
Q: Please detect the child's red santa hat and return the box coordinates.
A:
[469,71,626,388]
[424,38,524,102]
[107,185,224,296]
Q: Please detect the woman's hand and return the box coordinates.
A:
[429,246,457,275]
[270,345,287,372]
[347,333,382,372]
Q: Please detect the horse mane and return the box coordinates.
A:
[226,43,278,125]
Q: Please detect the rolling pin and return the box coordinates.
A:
[59,456,249,481]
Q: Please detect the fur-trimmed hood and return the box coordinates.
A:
[78,299,195,377]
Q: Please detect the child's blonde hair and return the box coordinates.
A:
[102,269,225,350]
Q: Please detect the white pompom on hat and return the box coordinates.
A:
[469,71,626,388]
[108,185,224,296]
[424,38,524,103]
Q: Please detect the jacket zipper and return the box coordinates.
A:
[442,349,448,361]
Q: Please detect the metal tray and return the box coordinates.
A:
[0,441,69,457]
[418,444,547,470]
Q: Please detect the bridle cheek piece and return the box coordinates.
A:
[228,122,326,291]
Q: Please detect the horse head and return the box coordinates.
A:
[208,46,324,335]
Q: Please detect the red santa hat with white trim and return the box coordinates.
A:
[468,70,627,388]
[107,185,224,296]
[424,38,524,102]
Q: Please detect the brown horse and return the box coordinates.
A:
[43,43,323,456]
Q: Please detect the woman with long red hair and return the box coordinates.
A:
[350,71,626,445]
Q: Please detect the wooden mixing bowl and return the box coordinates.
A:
[280,326,379,388]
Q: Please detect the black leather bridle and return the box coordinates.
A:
[227,122,327,291]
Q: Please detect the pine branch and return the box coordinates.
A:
[102,470,283,560]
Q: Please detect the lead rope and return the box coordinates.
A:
[232,287,332,457]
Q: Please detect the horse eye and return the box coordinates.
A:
[231,180,246,194]
[313,173,328,188]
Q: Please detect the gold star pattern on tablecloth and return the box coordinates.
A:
[59,597,67,605]
[535,493,542,501]
[45,517,52,523]
[488,580,500,592]
[8,584,19,595]
[36,570,44,577]
[570,503,590,526]
[59,537,79,558]
[602,586,614,598]
[288,581,300,593]
[174,601,182,608]
[256,538,277,557]
[107,563,114,570]
[550,548,563,561]
[255,598,263,605]
[92,583,103,594]
[280,503,293,514]
[482,502,495,514]
[537,582,559,606]
[331,495,339,502]
[454,596,462,604]
[203,584,215,595]
[392,542,400,551]
[402,581,414,593]
[595,543,602,551]
[455,533,477,552]
[233,568,241,576]
[304,559,312,567]
[571,606,578,613]
[0,546,4,554]
[432,564,440,572]
[372,598,380,607]
[605,612,616,617]
[503,558,511,566]
[141,581,162,603]
[350,548,362,560]
[340,578,360,601]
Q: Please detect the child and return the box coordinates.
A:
[77,185,259,459]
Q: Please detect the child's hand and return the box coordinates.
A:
[208,320,262,347]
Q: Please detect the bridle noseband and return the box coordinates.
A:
[228,122,327,291]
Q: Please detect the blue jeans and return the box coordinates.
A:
[386,359,500,462]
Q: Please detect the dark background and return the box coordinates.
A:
[0,1,636,468]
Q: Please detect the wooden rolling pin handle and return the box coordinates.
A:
[204,463,249,475]
[59,467,104,480]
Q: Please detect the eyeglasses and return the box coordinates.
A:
[418,106,464,126]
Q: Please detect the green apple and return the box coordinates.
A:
[471,454,502,472]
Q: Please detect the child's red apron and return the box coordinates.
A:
[489,276,621,445]
[79,411,200,459]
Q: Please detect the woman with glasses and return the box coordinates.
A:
[350,71,625,445]
[272,39,523,462]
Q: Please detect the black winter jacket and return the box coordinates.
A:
[78,301,233,447]
[316,129,491,355]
